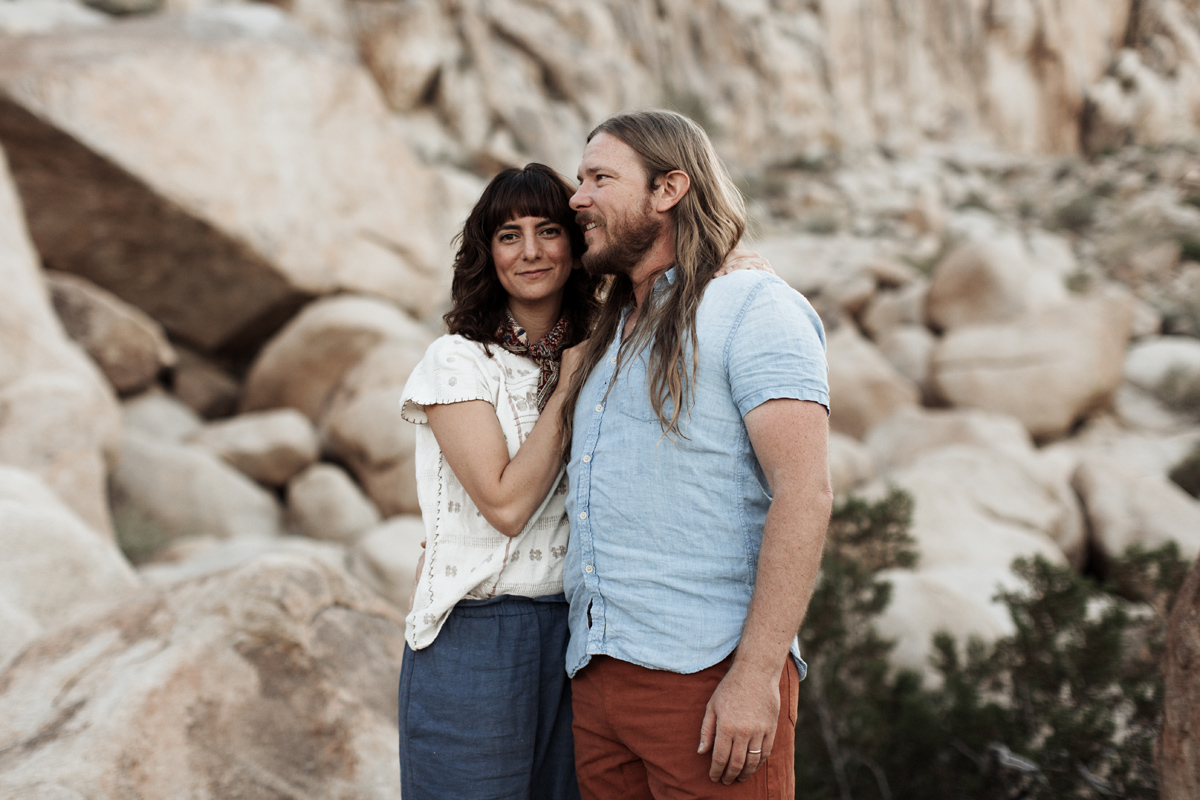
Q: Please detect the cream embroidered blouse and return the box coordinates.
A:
[399,334,569,650]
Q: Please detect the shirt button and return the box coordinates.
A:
[582,455,591,463]
[585,564,594,573]
[609,356,617,364]
[594,404,604,413]
[579,511,588,520]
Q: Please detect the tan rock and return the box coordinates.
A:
[109,430,284,561]
[1125,335,1200,410]
[1073,455,1200,562]
[241,295,429,421]
[0,595,39,673]
[353,0,458,113]
[1160,551,1200,800]
[0,464,137,633]
[189,408,319,487]
[925,232,1070,332]
[828,430,875,497]
[170,347,240,419]
[874,324,934,399]
[0,9,444,353]
[347,515,426,614]
[0,146,120,538]
[875,567,1015,681]
[0,0,108,36]
[866,406,1034,472]
[139,534,345,586]
[863,444,1074,572]
[861,279,928,338]
[287,463,381,545]
[46,270,176,395]
[121,387,203,443]
[319,336,433,516]
[826,324,921,440]
[931,290,1134,439]
[0,553,405,800]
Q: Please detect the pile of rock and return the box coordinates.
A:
[1,0,1199,795]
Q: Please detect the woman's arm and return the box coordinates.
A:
[424,345,584,537]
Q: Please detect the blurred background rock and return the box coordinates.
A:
[1,0,1199,797]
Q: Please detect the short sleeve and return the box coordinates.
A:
[399,335,499,424]
[725,278,830,418]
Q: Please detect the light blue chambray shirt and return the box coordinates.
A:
[564,268,829,679]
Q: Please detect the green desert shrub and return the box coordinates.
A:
[795,491,1189,799]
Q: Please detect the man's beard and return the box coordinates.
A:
[580,199,661,277]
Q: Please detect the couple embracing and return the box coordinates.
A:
[397,109,833,800]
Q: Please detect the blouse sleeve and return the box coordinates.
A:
[399,335,498,425]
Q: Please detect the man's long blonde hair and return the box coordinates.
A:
[560,110,747,454]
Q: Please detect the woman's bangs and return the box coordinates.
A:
[486,172,572,233]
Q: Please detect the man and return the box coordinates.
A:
[562,109,833,799]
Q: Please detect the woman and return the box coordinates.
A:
[398,163,593,800]
[397,163,769,799]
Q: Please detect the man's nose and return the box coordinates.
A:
[569,185,588,210]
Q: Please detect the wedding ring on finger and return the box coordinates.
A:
[748,749,762,755]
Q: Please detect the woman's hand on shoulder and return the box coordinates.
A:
[559,341,589,394]
[714,249,775,279]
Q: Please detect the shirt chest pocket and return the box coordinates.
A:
[612,355,671,425]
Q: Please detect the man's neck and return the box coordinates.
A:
[623,237,676,338]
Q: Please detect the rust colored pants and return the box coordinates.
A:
[571,654,799,799]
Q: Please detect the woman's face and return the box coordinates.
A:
[491,215,575,307]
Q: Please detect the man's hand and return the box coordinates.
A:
[714,248,775,278]
[697,662,780,784]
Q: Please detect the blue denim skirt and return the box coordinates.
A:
[398,594,580,800]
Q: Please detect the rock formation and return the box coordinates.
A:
[1,0,1199,793]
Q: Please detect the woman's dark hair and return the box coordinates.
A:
[444,163,601,347]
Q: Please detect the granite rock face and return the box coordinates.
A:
[0,146,121,538]
[0,9,445,355]
[0,553,406,800]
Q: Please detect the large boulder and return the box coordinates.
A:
[139,534,346,586]
[826,324,921,440]
[828,431,875,497]
[1161,552,1200,800]
[319,336,433,516]
[874,566,1015,681]
[1073,455,1200,562]
[171,347,241,419]
[347,515,427,614]
[46,269,177,395]
[931,289,1134,439]
[863,444,1075,573]
[0,553,406,800]
[109,430,284,561]
[0,147,120,537]
[1124,335,1200,413]
[286,463,381,545]
[241,295,429,421]
[0,8,445,354]
[188,408,319,487]
[121,387,204,443]
[865,406,1035,472]
[0,465,137,662]
[925,233,1068,332]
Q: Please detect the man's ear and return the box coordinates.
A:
[653,170,691,212]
